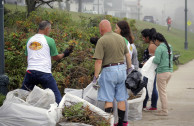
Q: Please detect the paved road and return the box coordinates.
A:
[130,60,194,126]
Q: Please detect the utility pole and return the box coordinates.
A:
[98,0,99,14]
[0,0,4,75]
[184,0,188,50]
[162,4,166,26]
[78,0,82,12]
[93,0,102,14]
[137,0,140,20]
[0,0,9,95]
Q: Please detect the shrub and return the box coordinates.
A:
[4,31,27,90]
[4,8,97,93]
[4,8,144,96]
[0,94,6,107]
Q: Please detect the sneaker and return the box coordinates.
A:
[143,107,147,111]
[146,106,157,111]
[114,123,118,126]
[123,122,128,126]
[114,122,128,126]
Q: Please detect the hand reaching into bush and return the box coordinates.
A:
[63,45,74,57]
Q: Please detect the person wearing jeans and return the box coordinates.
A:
[141,28,158,111]
[92,20,132,126]
[21,20,73,104]
[22,70,62,103]
[143,76,158,110]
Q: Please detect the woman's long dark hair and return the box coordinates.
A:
[141,28,156,41]
[153,33,172,68]
[117,21,134,44]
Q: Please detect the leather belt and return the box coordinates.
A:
[103,62,124,68]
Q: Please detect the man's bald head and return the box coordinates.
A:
[99,20,112,35]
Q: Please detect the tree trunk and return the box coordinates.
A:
[65,0,70,11]
[58,1,63,10]
[78,0,82,12]
[25,0,36,17]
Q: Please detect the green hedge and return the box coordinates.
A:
[0,94,6,106]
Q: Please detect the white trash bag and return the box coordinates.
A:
[0,86,59,126]
[26,85,55,109]
[57,93,114,126]
[64,82,104,110]
[113,88,146,123]
[141,56,157,99]
[128,87,146,121]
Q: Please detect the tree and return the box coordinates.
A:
[25,0,62,16]
[65,0,70,11]
[78,0,82,12]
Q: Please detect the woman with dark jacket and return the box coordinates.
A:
[141,28,158,111]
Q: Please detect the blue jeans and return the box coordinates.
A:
[21,70,62,104]
[143,76,158,108]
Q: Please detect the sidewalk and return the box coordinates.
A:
[130,60,194,126]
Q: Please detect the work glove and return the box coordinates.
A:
[127,67,133,75]
[63,45,74,57]
[92,76,100,90]
[90,37,99,45]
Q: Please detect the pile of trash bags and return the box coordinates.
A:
[0,57,156,126]
[0,85,114,126]
[0,86,59,126]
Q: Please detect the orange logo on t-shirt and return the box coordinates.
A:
[130,45,133,51]
[29,42,42,50]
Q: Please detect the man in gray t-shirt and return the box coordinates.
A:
[92,20,132,126]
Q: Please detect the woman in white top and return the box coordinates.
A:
[114,20,139,126]
[115,20,139,70]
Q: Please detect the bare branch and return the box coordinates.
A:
[35,0,60,9]
[46,3,53,8]
[35,3,43,8]
[26,0,62,16]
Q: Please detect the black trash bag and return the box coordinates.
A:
[125,70,147,95]
[125,70,142,89]
[130,80,147,96]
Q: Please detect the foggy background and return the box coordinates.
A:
[141,0,194,32]
[4,0,194,32]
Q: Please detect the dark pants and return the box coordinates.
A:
[21,70,62,104]
[143,76,158,108]
[167,24,171,31]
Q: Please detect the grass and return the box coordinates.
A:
[5,4,27,12]
[4,4,194,69]
[4,4,98,21]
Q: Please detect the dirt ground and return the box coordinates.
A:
[130,60,194,126]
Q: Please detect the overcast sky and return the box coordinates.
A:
[140,0,194,25]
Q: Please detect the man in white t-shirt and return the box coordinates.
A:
[21,20,73,104]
